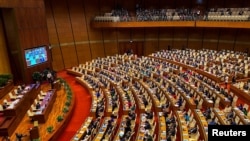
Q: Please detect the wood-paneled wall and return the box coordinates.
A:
[1,0,51,84]
[45,0,250,71]
[0,13,11,74]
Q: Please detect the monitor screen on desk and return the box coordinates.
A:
[24,46,48,67]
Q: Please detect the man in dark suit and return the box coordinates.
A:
[128,111,136,120]
[166,115,175,124]
[208,118,217,125]
[145,111,153,119]
[112,101,118,111]
[36,102,41,110]
[125,117,131,127]
[144,120,151,130]
[188,126,198,134]
[143,133,153,141]
[124,124,131,135]
[142,96,148,107]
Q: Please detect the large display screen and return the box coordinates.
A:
[25,46,48,67]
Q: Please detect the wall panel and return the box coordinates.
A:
[45,0,59,45]
[144,41,158,55]
[188,41,203,50]
[159,0,175,9]
[145,28,158,39]
[144,0,160,9]
[132,28,145,41]
[15,8,49,48]
[159,41,172,51]
[117,0,136,11]
[0,16,11,74]
[90,43,105,59]
[103,28,117,40]
[218,42,234,51]
[226,0,245,7]
[188,28,203,50]
[76,44,92,64]
[117,28,130,41]
[173,28,188,49]
[207,0,224,7]
[243,0,250,7]
[217,29,236,51]
[175,0,192,8]
[203,28,219,40]
[104,42,118,56]
[159,28,173,50]
[68,0,89,42]
[202,41,218,50]
[61,45,78,69]
[100,0,114,12]
[203,28,219,50]
[84,0,102,41]
[52,0,74,44]
[144,28,159,52]
[236,29,250,42]
[234,44,249,53]
[51,47,64,71]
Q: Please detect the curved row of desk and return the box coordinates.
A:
[67,51,250,141]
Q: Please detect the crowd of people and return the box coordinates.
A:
[68,49,250,141]
[94,5,250,22]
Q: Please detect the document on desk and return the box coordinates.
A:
[35,111,42,114]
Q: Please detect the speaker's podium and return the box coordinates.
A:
[29,121,40,140]
[53,79,61,91]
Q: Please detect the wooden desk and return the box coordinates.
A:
[75,77,94,91]
[113,115,126,141]
[135,114,154,141]
[71,117,93,141]
[29,127,39,140]
[176,111,190,141]
[230,84,250,106]
[149,55,222,83]
[171,81,196,109]
[153,79,176,110]
[194,77,229,108]
[193,109,208,141]
[148,55,195,71]
[130,85,145,113]
[233,108,250,125]
[32,89,57,123]
[0,116,16,137]
[195,69,222,83]
[116,86,135,115]
[138,80,161,111]
[76,77,97,118]
[0,80,13,99]
[66,68,83,77]
[213,108,229,125]
[93,117,117,141]
[113,115,136,141]
[182,78,214,108]
[158,112,167,141]
[0,84,40,136]
[190,83,214,108]
[3,84,40,116]
[104,89,113,116]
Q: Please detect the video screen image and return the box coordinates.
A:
[25,46,48,67]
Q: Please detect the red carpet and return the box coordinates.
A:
[56,70,92,141]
